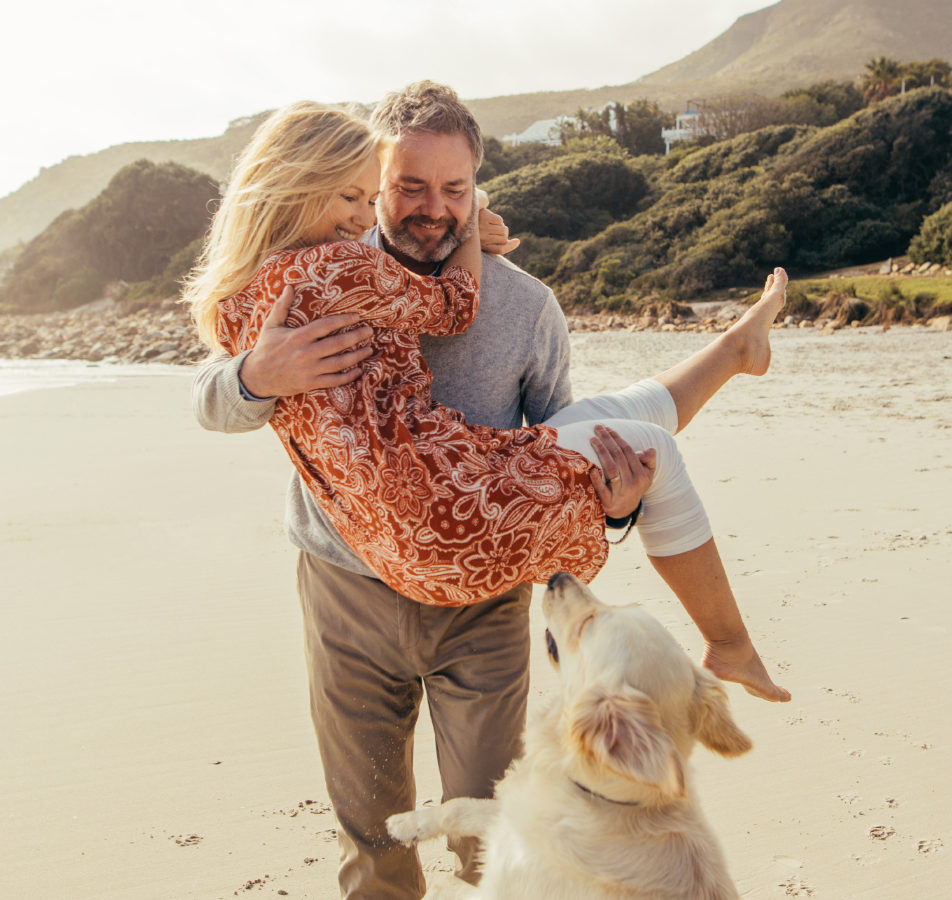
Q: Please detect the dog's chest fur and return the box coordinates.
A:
[475,735,737,899]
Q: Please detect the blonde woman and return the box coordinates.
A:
[187,101,789,703]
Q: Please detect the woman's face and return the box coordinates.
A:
[303,156,381,244]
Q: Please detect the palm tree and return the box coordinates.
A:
[861,56,904,105]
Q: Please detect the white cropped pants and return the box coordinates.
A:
[545,379,712,557]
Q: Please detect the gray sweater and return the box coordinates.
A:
[191,250,574,577]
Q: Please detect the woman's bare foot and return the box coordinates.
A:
[703,634,791,702]
[723,267,788,377]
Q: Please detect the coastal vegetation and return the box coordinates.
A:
[493,85,952,314]
[1,71,950,330]
[0,161,216,314]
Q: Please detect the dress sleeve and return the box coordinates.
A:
[217,241,479,357]
[283,241,478,336]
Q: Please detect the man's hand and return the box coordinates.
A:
[588,425,656,520]
[239,286,373,398]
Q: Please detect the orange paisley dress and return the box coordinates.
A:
[217,241,608,606]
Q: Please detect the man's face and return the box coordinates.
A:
[376,132,477,271]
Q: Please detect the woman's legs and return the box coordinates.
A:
[649,540,790,702]
[554,418,789,702]
[544,378,678,433]
[654,268,788,433]
[545,268,788,438]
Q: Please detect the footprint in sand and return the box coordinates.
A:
[171,833,203,847]
[779,877,815,897]
[868,825,896,841]
[918,838,943,854]
[774,857,814,895]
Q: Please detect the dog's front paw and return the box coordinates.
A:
[387,808,443,844]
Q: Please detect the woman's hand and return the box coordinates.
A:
[588,425,656,520]
[475,189,520,255]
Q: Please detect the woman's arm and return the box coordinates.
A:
[220,242,480,358]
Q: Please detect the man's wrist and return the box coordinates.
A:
[237,354,275,402]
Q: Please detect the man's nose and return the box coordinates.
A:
[417,187,445,220]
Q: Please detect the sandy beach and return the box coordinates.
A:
[1,326,950,899]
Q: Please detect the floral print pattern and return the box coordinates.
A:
[218,241,607,606]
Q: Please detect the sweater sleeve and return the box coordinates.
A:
[190,350,276,434]
[520,285,573,426]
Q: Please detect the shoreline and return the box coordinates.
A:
[1,283,950,377]
[1,319,947,398]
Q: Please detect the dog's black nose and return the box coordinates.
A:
[547,571,570,589]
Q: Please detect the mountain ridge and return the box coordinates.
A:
[2,0,950,251]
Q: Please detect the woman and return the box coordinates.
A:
[186,101,789,700]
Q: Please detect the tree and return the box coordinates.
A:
[862,56,904,104]
[562,100,673,156]
[779,81,864,126]
[903,58,952,90]
[694,94,785,142]
[478,136,562,181]
[481,151,647,241]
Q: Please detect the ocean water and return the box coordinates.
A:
[0,358,193,397]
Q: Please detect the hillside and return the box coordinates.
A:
[0,160,218,314]
[0,114,267,254]
[469,0,952,136]
[501,88,952,312]
[636,0,952,97]
[2,0,950,251]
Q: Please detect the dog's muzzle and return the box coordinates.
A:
[547,571,572,590]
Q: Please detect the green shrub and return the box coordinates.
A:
[908,201,952,265]
[482,151,647,241]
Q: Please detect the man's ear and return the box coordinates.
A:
[567,686,684,798]
[691,667,753,757]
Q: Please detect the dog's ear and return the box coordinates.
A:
[567,686,685,797]
[690,667,753,757]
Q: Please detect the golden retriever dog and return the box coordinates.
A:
[387,572,752,899]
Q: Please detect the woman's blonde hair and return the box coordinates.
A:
[184,101,380,351]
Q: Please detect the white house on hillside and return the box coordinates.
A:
[661,106,706,154]
[503,116,576,146]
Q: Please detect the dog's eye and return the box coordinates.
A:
[545,628,559,663]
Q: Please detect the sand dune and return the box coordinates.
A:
[1,326,949,898]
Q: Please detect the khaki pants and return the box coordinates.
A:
[297,552,532,899]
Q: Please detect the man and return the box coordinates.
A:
[192,81,644,898]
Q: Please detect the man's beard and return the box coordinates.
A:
[379,200,477,264]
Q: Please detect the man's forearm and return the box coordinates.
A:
[191,351,276,434]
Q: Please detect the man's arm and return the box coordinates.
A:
[192,287,373,434]
[191,351,276,433]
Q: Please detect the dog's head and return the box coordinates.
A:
[542,572,752,805]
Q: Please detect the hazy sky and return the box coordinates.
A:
[2,0,770,199]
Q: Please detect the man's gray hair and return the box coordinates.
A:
[370,80,484,171]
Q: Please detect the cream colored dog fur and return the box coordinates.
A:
[387,572,753,899]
